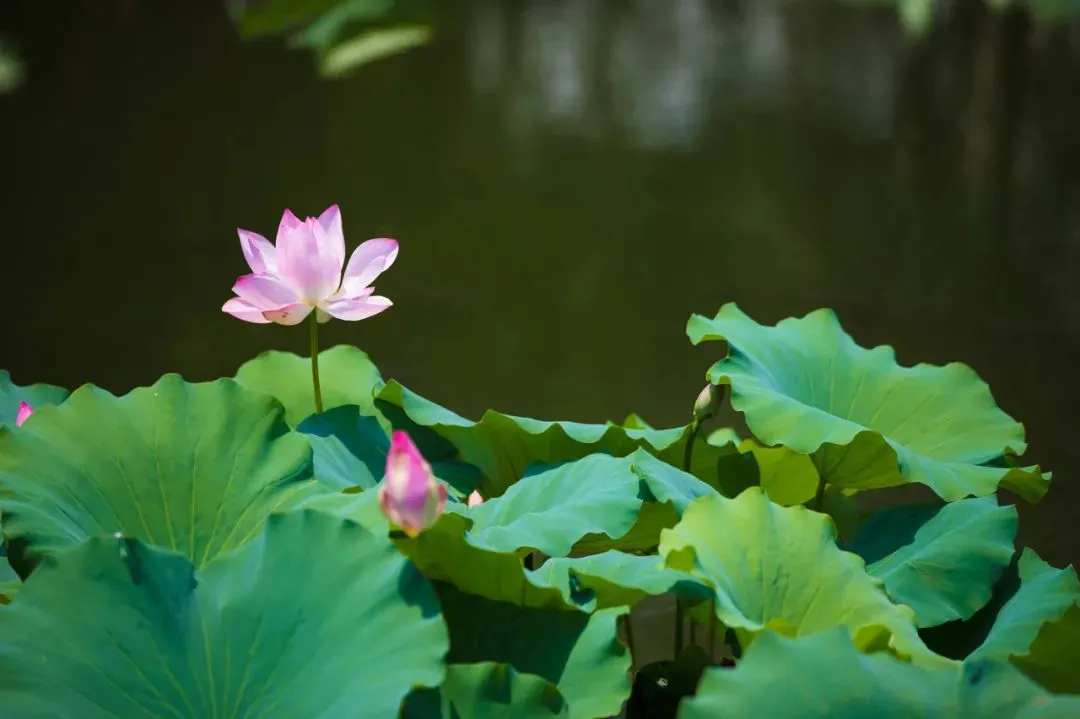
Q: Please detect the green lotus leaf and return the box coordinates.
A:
[0,370,68,427]
[0,375,319,570]
[971,548,1080,693]
[436,582,631,719]
[659,487,946,667]
[297,405,480,495]
[850,498,1017,627]
[573,450,720,555]
[403,663,570,718]
[234,345,385,426]
[687,303,1048,502]
[681,629,1080,718]
[464,453,643,557]
[528,550,711,611]
[0,509,449,718]
[397,511,579,610]
[738,437,821,505]
[375,380,742,498]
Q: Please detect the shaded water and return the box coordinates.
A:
[2,0,1078,565]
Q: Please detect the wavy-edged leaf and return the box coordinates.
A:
[659,487,946,666]
[234,345,385,426]
[297,405,480,495]
[971,548,1080,693]
[528,550,711,612]
[375,380,742,498]
[0,370,68,427]
[0,509,448,718]
[403,662,570,719]
[681,629,1080,718]
[0,375,317,570]
[851,498,1017,627]
[688,303,1048,502]
[464,454,643,557]
[436,582,631,719]
[573,450,720,555]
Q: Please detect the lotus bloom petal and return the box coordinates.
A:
[467,490,484,507]
[15,401,33,426]
[223,204,397,326]
[339,238,399,297]
[377,431,447,536]
[221,297,272,324]
[238,230,277,274]
[324,295,393,321]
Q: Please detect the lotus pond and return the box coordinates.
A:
[1,201,1079,717]
[3,1,1080,717]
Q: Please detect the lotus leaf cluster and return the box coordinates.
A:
[1,225,1078,717]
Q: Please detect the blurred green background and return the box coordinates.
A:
[1,0,1078,567]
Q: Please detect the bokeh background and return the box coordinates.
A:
[1,0,1078,568]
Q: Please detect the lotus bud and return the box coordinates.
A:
[467,490,484,507]
[377,430,447,536]
[693,384,721,422]
[15,401,33,427]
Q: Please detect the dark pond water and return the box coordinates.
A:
[1,0,1078,566]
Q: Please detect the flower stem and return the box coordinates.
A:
[811,475,828,512]
[309,312,324,414]
[675,418,702,658]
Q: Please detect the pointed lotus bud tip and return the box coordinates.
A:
[15,401,33,427]
[693,384,721,422]
[379,430,445,536]
[467,490,484,507]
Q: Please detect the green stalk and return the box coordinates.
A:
[811,474,828,512]
[309,312,324,414]
[622,614,637,675]
[676,418,703,657]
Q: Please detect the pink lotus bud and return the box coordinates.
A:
[467,490,484,507]
[377,431,447,537]
[15,401,33,427]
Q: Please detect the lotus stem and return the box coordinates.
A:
[308,313,324,414]
[674,598,685,657]
[674,419,702,658]
[811,475,827,512]
[621,613,637,675]
[708,600,717,657]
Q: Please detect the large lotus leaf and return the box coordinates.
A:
[403,663,570,719]
[0,509,448,718]
[0,370,68,427]
[687,303,1048,502]
[398,512,580,610]
[464,453,643,557]
[681,629,1080,719]
[436,582,631,719]
[0,375,318,570]
[971,548,1080,693]
[850,498,1017,627]
[297,405,481,495]
[739,437,821,505]
[234,345,385,426]
[573,450,720,555]
[528,550,712,611]
[375,380,743,498]
[659,487,946,666]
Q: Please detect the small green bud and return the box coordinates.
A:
[693,384,721,422]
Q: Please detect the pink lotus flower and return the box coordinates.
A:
[378,431,448,537]
[222,204,398,325]
[467,490,484,507]
[15,401,32,426]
